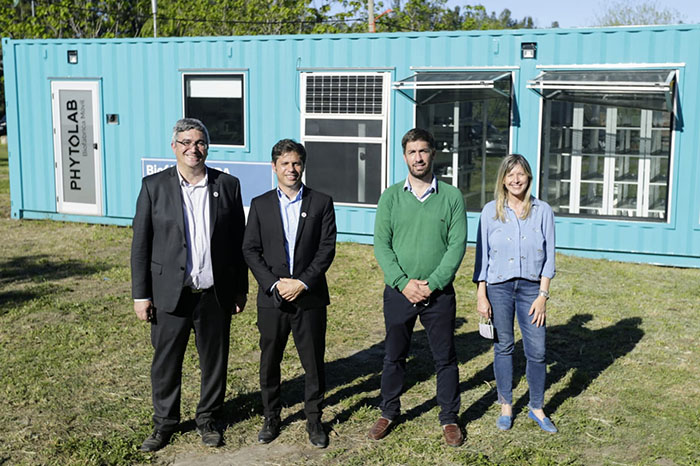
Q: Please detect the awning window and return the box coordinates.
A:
[527,69,675,112]
[393,71,512,105]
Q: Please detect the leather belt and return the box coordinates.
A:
[185,286,211,294]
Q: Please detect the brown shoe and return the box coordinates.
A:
[442,423,463,447]
[368,417,393,440]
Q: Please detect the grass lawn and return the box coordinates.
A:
[1,144,699,465]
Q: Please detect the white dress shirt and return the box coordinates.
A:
[179,170,214,290]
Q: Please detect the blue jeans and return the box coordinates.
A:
[487,279,546,409]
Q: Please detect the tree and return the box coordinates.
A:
[0,0,153,39]
[148,0,334,37]
[350,1,536,33]
[0,0,540,115]
[593,0,682,26]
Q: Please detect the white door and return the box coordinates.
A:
[51,81,103,216]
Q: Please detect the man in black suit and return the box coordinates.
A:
[242,139,336,448]
[131,118,248,452]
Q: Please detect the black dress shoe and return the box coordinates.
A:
[306,421,328,448]
[196,421,222,447]
[140,430,172,452]
[258,417,281,444]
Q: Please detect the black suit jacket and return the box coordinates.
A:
[130,166,248,313]
[242,186,336,310]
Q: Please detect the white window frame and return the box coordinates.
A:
[300,71,391,207]
[181,71,248,149]
[531,65,680,223]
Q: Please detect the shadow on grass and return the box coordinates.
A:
[0,254,108,284]
[0,289,49,311]
[0,255,111,312]
[543,314,644,415]
[215,318,494,431]
[459,313,644,426]
[210,313,642,435]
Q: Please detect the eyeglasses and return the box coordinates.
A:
[176,139,209,150]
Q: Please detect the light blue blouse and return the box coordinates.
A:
[473,197,556,284]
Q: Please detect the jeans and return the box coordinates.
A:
[487,279,546,409]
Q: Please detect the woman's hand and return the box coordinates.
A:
[528,296,547,327]
[477,294,492,319]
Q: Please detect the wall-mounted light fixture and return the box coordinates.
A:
[67,50,78,64]
[521,42,537,59]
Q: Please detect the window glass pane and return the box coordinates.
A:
[650,128,670,155]
[305,141,382,204]
[540,100,672,221]
[615,129,641,155]
[614,155,640,182]
[612,182,638,215]
[648,184,667,218]
[582,129,606,155]
[543,171,571,214]
[414,71,510,83]
[537,69,673,85]
[185,75,244,146]
[579,181,604,213]
[530,70,675,112]
[305,119,382,137]
[416,96,510,211]
[583,103,606,126]
[581,155,604,181]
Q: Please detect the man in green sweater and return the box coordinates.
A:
[368,128,467,447]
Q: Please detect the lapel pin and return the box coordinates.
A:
[213,191,219,198]
[301,212,307,218]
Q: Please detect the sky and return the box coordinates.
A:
[446,0,700,28]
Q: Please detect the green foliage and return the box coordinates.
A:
[593,0,682,26]
[0,1,539,115]
[147,0,334,37]
[0,1,538,40]
[327,1,536,33]
[1,0,153,39]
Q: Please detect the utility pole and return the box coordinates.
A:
[368,0,375,33]
[152,0,158,38]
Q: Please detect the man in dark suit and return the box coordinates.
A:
[242,139,336,448]
[131,118,248,452]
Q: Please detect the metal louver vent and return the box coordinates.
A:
[305,75,383,114]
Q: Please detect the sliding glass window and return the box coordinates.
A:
[394,71,513,211]
[529,69,675,221]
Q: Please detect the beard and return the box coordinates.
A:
[409,162,433,179]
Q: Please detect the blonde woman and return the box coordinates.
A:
[473,154,557,433]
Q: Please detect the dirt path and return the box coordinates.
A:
[169,443,318,466]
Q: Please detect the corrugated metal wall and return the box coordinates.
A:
[4,25,700,266]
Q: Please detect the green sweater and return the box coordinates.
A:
[374,180,467,292]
